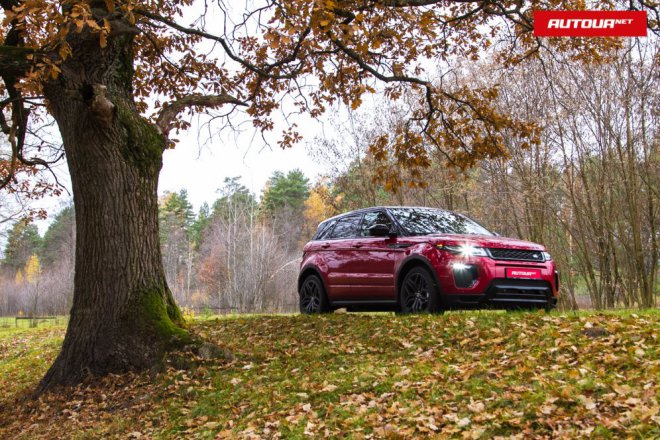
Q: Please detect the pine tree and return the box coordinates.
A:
[40,206,75,268]
[2,220,42,272]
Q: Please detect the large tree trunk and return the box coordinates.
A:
[36,33,187,393]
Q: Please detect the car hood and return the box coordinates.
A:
[425,234,546,251]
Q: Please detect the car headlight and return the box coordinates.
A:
[439,244,488,257]
[543,251,552,261]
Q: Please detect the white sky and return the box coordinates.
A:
[158,117,327,210]
[158,0,333,210]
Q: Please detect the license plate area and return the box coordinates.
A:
[506,268,541,279]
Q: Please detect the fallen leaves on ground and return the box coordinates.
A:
[0,310,658,439]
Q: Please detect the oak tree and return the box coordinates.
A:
[1,0,655,393]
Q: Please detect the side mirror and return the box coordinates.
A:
[368,224,395,238]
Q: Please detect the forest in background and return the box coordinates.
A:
[0,39,657,315]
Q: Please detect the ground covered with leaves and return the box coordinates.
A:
[0,310,658,439]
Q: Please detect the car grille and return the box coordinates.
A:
[488,248,545,262]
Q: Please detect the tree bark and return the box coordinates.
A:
[36,33,187,393]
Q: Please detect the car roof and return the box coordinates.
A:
[318,206,450,227]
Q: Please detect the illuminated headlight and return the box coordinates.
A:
[543,252,552,261]
[440,244,488,257]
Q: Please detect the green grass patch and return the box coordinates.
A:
[0,310,658,439]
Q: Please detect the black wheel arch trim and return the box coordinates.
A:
[395,255,442,300]
[298,264,329,294]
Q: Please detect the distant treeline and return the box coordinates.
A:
[0,40,657,315]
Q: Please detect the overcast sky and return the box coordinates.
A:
[158,117,327,210]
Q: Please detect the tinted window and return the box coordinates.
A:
[389,208,493,236]
[359,211,394,236]
[314,220,336,240]
[328,214,362,239]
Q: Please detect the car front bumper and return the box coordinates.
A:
[440,278,558,310]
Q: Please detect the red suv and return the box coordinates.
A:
[298,207,559,313]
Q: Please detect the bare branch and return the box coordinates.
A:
[156,93,247,135]
[135,9,303,80]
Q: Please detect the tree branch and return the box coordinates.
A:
[0,46,36,77]
[135,9,302,80]
[374,0,446,6]
[156,93,247,136]
[328,35,436,131]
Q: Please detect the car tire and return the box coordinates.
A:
[398,267,442,314]
[299,274,330,314]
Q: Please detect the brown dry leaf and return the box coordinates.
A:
[457,417,471,427]
[467,401,485,414]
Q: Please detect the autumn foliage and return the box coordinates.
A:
[3,1,655,191]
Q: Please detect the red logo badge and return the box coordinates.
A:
[534,11,647,37]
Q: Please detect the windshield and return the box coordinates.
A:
[388,208,493,236]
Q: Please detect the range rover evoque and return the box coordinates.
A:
[298,207,559,313]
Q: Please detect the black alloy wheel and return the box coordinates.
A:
[399,267,441,314]
[299,274,329,314]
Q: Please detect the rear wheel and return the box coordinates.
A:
[399,267,442,314]
[299,274,330,314]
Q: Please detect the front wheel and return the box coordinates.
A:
[399,267,442,314]
[299,274,330,314]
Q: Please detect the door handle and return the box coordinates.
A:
[321,244,330,249]
[352,244,363,249]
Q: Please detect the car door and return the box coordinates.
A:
[322,213,364,301]
[348,210,401,300]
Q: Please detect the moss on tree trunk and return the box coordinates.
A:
[132,285,189,344]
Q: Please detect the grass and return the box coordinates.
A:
[0,310,658,439]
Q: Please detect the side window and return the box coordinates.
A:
[327,214,362,239]
[315,220,336,240]
[359,211,393,237]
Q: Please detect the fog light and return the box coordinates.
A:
[452,264,478,288]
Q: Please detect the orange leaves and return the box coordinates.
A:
[3,0,650,185]
[0,154,62,218]
[99,19,111,48]
[57,41,72,60]
[4,0,115,95]
[355,78,546,191]
[47,62,61,79]
[104,0,116,13]
[278,124,303,149]
[303,182,337,228]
